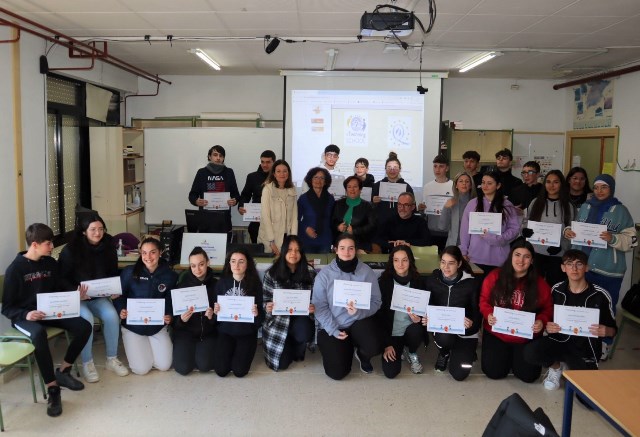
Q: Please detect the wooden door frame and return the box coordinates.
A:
[564,127,619,176]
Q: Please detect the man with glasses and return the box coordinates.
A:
[493,148,522,199]
[523,249,617,391]
[322,144,341,176]
[373,192,431,253]
[509,160,542,211]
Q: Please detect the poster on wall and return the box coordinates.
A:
[573,80,614,129]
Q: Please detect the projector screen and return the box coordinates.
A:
[283,72,443,190]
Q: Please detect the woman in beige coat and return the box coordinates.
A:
[258,160,298,256]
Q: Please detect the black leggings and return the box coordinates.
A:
[214,332,257,378]
[317,316,381,380]
[14,317,92,384]
[481,330,541,383]
[172,329,216,375]
[381,323,428,379]
[278,316,315,371]
[523,336,598,371]
[534,253,566,289]
[433,333,478,381]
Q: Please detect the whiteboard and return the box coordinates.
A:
[512,132,565,178]
[144,127,283,226]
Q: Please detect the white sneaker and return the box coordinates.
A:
[600,343,610,361]
[82,361,100,383]
[106,357,130,377]
[402,348,423,374]
[543,366,562,390]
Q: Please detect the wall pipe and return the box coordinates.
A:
[0,7,171,85]
[0,19,20,43]
[124,81,161,127]
[553,63,640,90]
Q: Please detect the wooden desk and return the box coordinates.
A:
[562,370,640,437]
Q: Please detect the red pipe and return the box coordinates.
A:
[49,54,95,72]
[553,63,640,90]
[0,19,20,42]
[124,81,161,126]
[0,7,171,85]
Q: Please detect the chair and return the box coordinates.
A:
[609,309,640,359]
[411,245,439,256]
[0,342,37,432]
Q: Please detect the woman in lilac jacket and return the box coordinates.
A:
[459,171,520,281]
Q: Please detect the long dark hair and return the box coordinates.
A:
[67,212,114,265]
[380,245,420,282]
[264,159,294,188]
[566,167,592,194]
[529,170,572,226]
[475,171,510,222]
[267,235,314,286]
[221,248,261,297]
[133,237,164,279]
[440,245,473,275]
[491,240,539,312]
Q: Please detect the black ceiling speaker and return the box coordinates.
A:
[39,55,49,74]
[265,37,280,54]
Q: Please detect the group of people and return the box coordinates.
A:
[2,142,636,419]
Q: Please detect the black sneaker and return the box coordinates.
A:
[55,367,85,391]
[435,351,450,372]
[47,386,62,417]
[354,350,373,374]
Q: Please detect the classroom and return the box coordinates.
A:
[1,1,640,436]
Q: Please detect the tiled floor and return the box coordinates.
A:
[1,321,638,436]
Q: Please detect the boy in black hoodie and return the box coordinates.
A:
[1,223,92,417]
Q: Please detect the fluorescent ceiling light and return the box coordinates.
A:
[458,51,502,73]
[324,48,338,71]
[189,48,221,71]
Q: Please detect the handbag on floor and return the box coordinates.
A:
[482,393,559,437]
[621,282,640,318]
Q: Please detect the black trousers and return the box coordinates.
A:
[278,316,315,371]
[14,317,92,384]
[317,316,381,380]
[247,222,260,244]
[523,336,598,371]
[433,333,478,381]
[481,330,541,383]
[534,253,566,289]
[214,332,257,378]
[172,329,216,375]
[381,323,429,379]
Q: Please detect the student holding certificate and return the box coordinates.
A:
[257,159,298,256]
[172,247,217,376]
[297,167,335,253]
[480,240,553,383]
[312,234,382,380]
[2,224,91,417]
[377,246,429,378]
[442,172,476,247]
[522,170,575,288]
[213,248,263,377]
[371,152,414,239]
[422,246,481,381]
[115,237,177,375]
[262,236,317,371]
[58,213,129,383]
[563,174,636,359]
[459,171,520,281]
[523,250,617,391]
[332,176,376,253]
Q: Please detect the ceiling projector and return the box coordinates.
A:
[360,12,415,37]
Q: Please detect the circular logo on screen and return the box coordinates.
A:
[348,115,366,131]
[388,119,410,148]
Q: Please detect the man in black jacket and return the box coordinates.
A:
[238,150,276,243]
[494,148,523,200]
[374,192,432,253]
[509,160,543,210]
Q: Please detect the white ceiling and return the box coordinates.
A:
[2,0,640,81]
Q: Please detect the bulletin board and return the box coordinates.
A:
[512,132,565,178]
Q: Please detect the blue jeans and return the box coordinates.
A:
[79,297,121,363]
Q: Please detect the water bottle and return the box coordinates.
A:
[117,239,124,257]
[133,185,141,207]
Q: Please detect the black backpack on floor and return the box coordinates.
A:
[482,393,559,437]
[621,282,640,318]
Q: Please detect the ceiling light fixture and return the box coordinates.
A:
[458,51,502,73]
[188,48,221,70]
[265,36,281,54]
[324,49,339,71]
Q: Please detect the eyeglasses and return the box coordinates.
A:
[87,227,105,233]
[397,203,414,208]
[563,261,585,270]
[312,176,325,180]
[521,170,538,175]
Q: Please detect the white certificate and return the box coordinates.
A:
[571,221,607,249]
[554,304,599,338]
[171,285,209,315]
[272,289,311,316]
[378,182,407,202]
[426,305,465,334]
[469,212,502,235]
[526,221,562,247]
[180,232,227,266]
[492,307,535,339]
[390,284,430,317]
[37,291,80,320]
[217,295,255,323]
[203,192,230,210]
[81,276,122,298]
[328,182,345,199]
[425,195,451,216]
[126,298,165,325]
[361,187,372,202]
[242,203,261,222]
[332,279,371,310]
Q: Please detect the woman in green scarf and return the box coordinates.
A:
[331,176,377,253]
